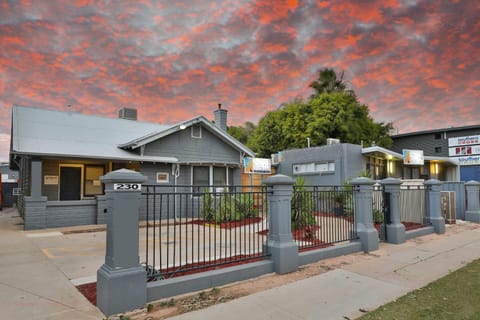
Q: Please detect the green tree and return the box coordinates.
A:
[310,68,347,94]
[227,121,256,145]
[248,92,392,157]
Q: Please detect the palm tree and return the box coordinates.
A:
[309,68,349,95]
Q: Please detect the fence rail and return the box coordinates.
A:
[292,186,358,251]
[141,185,270,280]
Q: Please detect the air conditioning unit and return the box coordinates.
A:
[440,191,456,224]
[118,108,138,120]
[327,138,340,145]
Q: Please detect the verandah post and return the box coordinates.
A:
[96,169,148,316]
[264,174,298,274]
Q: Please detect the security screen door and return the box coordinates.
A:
[59,167,81,200]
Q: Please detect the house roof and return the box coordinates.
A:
[118,116,255,157]
[392,124,480,139]
[10,105,177,163]
[10,105,255,163]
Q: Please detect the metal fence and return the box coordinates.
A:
[292,186,357,251]
[140,185,270,281]
[400,183,429,229]
[372,183,429,236]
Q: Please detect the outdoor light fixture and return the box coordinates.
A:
[179,124,187,130]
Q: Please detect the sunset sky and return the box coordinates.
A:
[1,0,479,161]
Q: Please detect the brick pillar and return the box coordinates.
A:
[425,179,445,234]
[264,174,298,274]
[465,180,480,223]
[380,178,405,244]
[96,169,148,316]
[351,177,379,252]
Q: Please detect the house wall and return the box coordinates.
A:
[41,159,109,201]
[392,127,480,157]
[276,144,363,185]
[143,124,240,164]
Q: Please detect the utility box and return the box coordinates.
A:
[440,191,456,224]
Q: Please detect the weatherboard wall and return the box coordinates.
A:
[143,124,240,164]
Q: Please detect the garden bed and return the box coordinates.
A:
[191,217,263,229]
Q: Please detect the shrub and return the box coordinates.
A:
[201,189,259,223]
[291,177,317,230]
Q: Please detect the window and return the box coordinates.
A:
[213,167,227,186]
[192,166,234,193]
[434,133,442,140]
[293,161,335,175]
[84,165,104,196]
[191,124,202,138]
[435,147,442,153]
[193,166,209,193]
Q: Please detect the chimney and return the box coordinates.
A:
[214,103,228,131]
[118,107,138,120]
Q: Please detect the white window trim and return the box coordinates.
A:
[191,124,202,139]
[191,165,231,193]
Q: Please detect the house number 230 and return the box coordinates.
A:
[113,183,142,191]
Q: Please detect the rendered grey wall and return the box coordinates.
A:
[276,143,363,185]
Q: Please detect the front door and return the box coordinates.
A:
[60,167,81,200]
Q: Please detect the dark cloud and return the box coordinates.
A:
[0,0,479,160]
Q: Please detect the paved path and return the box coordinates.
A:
[0,208,104,320]
[1,206,480,320]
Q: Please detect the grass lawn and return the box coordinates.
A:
[357,259,480,320]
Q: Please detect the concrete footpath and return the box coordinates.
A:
[0,208,104,320]
[1,207,480,320]
[170,222,480,320]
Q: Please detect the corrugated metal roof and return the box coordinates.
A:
[11,106,177,163]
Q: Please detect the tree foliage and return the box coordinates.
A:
[248,68,392,157]
[227,121,256,145]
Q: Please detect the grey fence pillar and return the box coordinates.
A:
[97,169,148,316]
[264,174,298,274]
[425,179,446,234]
[380,178,405,244]
[351,177,379,252]
[465,180,480,223]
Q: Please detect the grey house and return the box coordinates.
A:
[9,105,254,229]
[274,143,364,186]
[274,142,458,184]
[392,125,480,181]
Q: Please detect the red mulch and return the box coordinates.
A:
[76,254,265,306]
[191,217,263,229]
[375,221,427,234]
[292,225,320,242]
[77,282,96,306]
